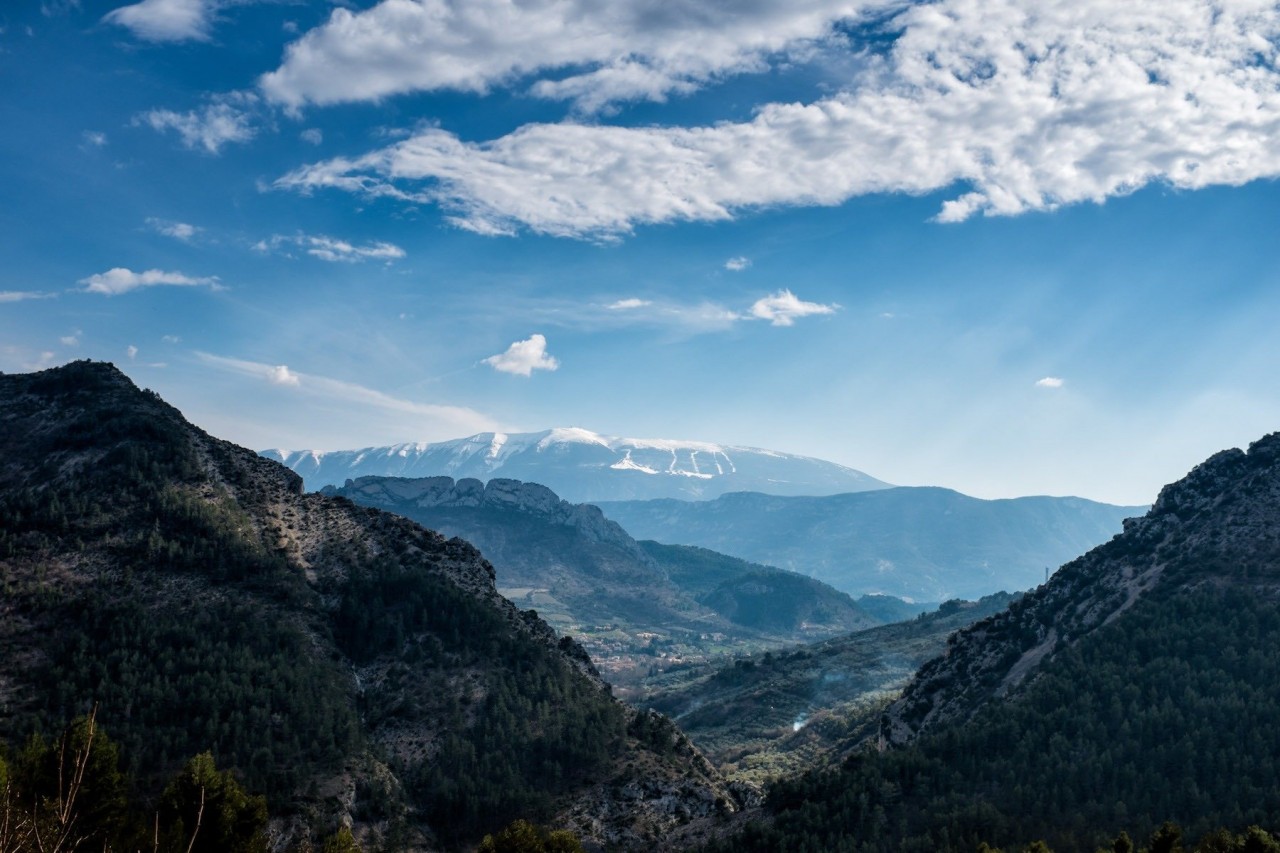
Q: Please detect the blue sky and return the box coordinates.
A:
[3,0,1280,505]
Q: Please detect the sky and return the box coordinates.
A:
[3,0,1280,506]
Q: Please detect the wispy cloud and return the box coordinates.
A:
[1035,376,1065,389]
[725,256,751,272]
[278,0,1280,237]
[483,334,560,377]
[259,0,893,111]
[300,128,323,145]
[197,352,499,433]
[147,218,200,241]
[81,131,107,148]
[104,0,219,42]
[138,94,257,154]
[78,267,222,296]
[607,298,652,310]
[749,289,838,326]
[0,291,57,303]
[253,232,406,263]
[59,331,80,346]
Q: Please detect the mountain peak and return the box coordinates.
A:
[265,428,890,502]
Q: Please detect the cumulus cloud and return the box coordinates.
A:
[254,232,406,263]
[196,352,499,433]
[138,96,256,154]
[725,256,752,272]
[1036,376,1065,389]
[147,218,200,241]
[483,334,560,377]
[78,267,221,296]
[104,0,218,42]
[60,332,81,346]
[126,345,139,360]
[749,289,838,326]
[300,128,323,145]
[267,365,300,386]
[277,0,1280,237]
[259,0,892,110]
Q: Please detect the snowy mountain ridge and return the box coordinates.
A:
[263,428,890,502]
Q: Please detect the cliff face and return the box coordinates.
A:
[882,435,1280,746]
[0,362,739,850]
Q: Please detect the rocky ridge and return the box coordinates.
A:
[882,434,1280,746]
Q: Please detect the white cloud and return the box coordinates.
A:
[196,352,499,433]
[278,0,1280,237]
[725,256,752,272]
[60,332,80,346]
[300,128,323,145]
[81,131,107,148]
[162,334,182,343]
[255,232,406,263]
[483,334,560,377]
[1036,376,1065,389]
[104,0,217,42]
[138,96,256,154]
[259,0,893,110]
[607,298,652,310]
[749,289,838,326]
[127,345,139,360]
[78,267,222,296]
[147,218,200,241]
[0,291,56,303]
[267,365,300,386]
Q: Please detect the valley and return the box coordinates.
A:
[3,361,1280,853]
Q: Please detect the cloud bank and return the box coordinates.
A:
[259,0,892,111]
[277,0,1280,238]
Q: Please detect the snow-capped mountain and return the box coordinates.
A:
[262,427,891,502]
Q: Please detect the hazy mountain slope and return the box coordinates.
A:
[0,362,740,850]
[326,476,876,683]
[263,429,890,501]
[643,593,1016,784]
[708,432,1280,852]
[600,487,1145,600]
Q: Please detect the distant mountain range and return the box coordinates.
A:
[263,428,890,502]
[325,475,878,684]
[599,488,1146,600]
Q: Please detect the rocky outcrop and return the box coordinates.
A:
[333,475,639,551]
[882,432,1280,747]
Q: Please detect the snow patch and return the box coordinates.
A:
[610,450,659,474]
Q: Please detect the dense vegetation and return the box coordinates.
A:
[639,592,1015,783]
[0,363,648,847]
[335,554,627,843]
[707,586,1280,852]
